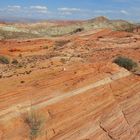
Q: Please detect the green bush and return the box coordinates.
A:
[25,112,45,140]
[0,55,10,64]
[113,56,137,71]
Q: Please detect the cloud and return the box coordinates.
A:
[57,7,82,16]
[93,10,115,14]
[7,5,21,12]
[120,10,128,15]
[8,5,21,9]
[60,12,72,15]
[30,6,48,13]
[30,6,47,10]
[58,7,81,12]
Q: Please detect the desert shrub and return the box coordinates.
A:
[20,81,25,84]
[60,58,66,64]
[72,27,84,33]
[113,56,137,71]
[43,46,48,49]
[55,40,70,47]
[25,112,45,140]
[12,59,19,65]
[18,54,22,58]
[14,62,23,68]
[53,46,57,50]
[0,55,10,64]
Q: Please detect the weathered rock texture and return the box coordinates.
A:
[0,28,139,140]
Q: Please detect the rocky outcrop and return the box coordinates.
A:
[0,63,139,140]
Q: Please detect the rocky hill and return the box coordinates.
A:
[0,16,137,39]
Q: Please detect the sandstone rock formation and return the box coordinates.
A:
[0,25,139,139]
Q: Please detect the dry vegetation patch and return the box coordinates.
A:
[0,55,10,64]
[113,56,138,71]
[24,112,45,140]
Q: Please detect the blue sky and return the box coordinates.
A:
[0,0,140,22]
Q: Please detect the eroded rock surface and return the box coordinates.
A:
[0,28,139,140]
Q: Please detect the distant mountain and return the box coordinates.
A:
[136,23,140,26]
[88,16,109,22]
[85,16,135,32]
[0,17,41,23]
[0,16,137,39]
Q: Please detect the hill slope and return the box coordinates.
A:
[0,16,136,39]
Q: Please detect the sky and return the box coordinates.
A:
[0,0,140,22]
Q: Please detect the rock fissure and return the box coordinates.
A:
[99,122,116,140]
